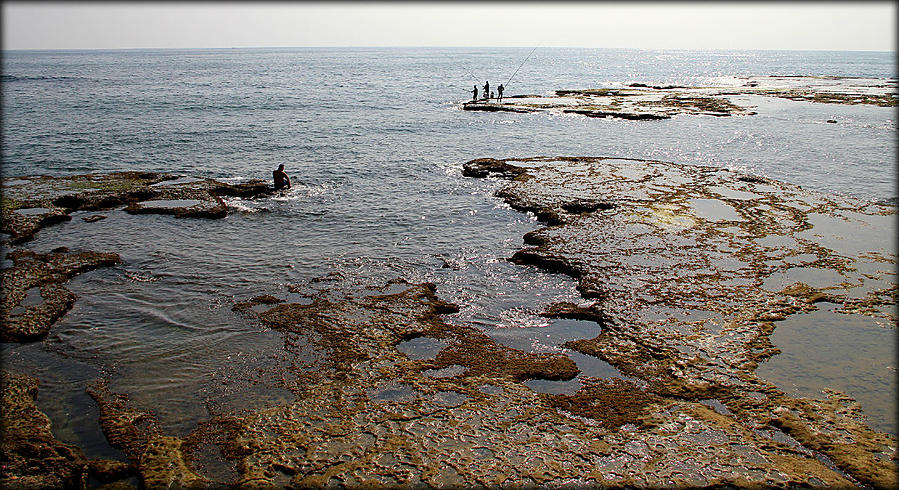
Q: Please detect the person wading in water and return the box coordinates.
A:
[273,164,291,190]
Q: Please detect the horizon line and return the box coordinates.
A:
[3,45,896,54]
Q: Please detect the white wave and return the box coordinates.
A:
[225,198,268,213]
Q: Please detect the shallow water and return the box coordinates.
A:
[756,303,897,435]
[2,48,896,453]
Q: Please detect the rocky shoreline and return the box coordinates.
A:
[2,155,896,487]
[1,172,273,244]
[4,280,863,487]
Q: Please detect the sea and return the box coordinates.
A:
[1,47,896,458]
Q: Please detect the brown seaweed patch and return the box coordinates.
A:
[771,90,898,107]
[657,94,750,115]
[426,330,579,382]
[1,248,121,342]
[548,378,665,429]
[780,281,841,304]
[232,294,285,312]
[87,380,209,488]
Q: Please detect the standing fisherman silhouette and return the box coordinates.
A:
[497,84,504,102]
[273,164,291,190]
[483,81,490,101]
[471,84,478,102]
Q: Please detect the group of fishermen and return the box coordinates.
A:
[274,81,508,190]
[471,81,504,103]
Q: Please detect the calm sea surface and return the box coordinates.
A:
[2,48,896,455]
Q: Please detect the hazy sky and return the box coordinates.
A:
[3,2,896,51]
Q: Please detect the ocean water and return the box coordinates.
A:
[2,47,896,454]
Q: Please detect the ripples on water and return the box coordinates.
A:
[2,48,896,451]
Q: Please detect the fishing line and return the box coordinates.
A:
[505,44,540,88]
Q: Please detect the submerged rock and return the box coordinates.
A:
[1,172,275,244]
[464,155,897,488]
[0,248,121,342]
[81,214,108,223]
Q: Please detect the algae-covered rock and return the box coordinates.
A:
[0,172,275,243]
[0,370,90,489]
[253,281,578,380]
[86,381,209,489]
[76,280,864,487]
[1,248,121,342]
[464,155,898,487]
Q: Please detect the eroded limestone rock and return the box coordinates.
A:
[0,248,121,342]
[464,155,897,487]
[1,172,274,244]
[87,380,209,488]
[0,370,133,489]
[79,281,868,487]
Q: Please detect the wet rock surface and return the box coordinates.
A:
[2,155,896,487]
[0,370,132,489]
[463,75,897,119]
[42,280,882,487]
[1,171,273,244]
[87,380,209,488]
[465,155,897,488]
[0,248,121,342]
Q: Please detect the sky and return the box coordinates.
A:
[2,2,896,51]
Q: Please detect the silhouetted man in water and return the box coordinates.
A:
[497,84,504,102]
[273,164,291,190]
[483,81,489,101]
[471,85,478,102]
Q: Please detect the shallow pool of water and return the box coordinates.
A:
[756,303,897,435]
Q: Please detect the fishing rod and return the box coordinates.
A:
[505,44,540,88]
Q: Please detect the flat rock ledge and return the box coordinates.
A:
[0,247,121,342]
[1,171,274,244]
[65,280,859,487]
[462,75,897,120]
[463,155,897,488]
